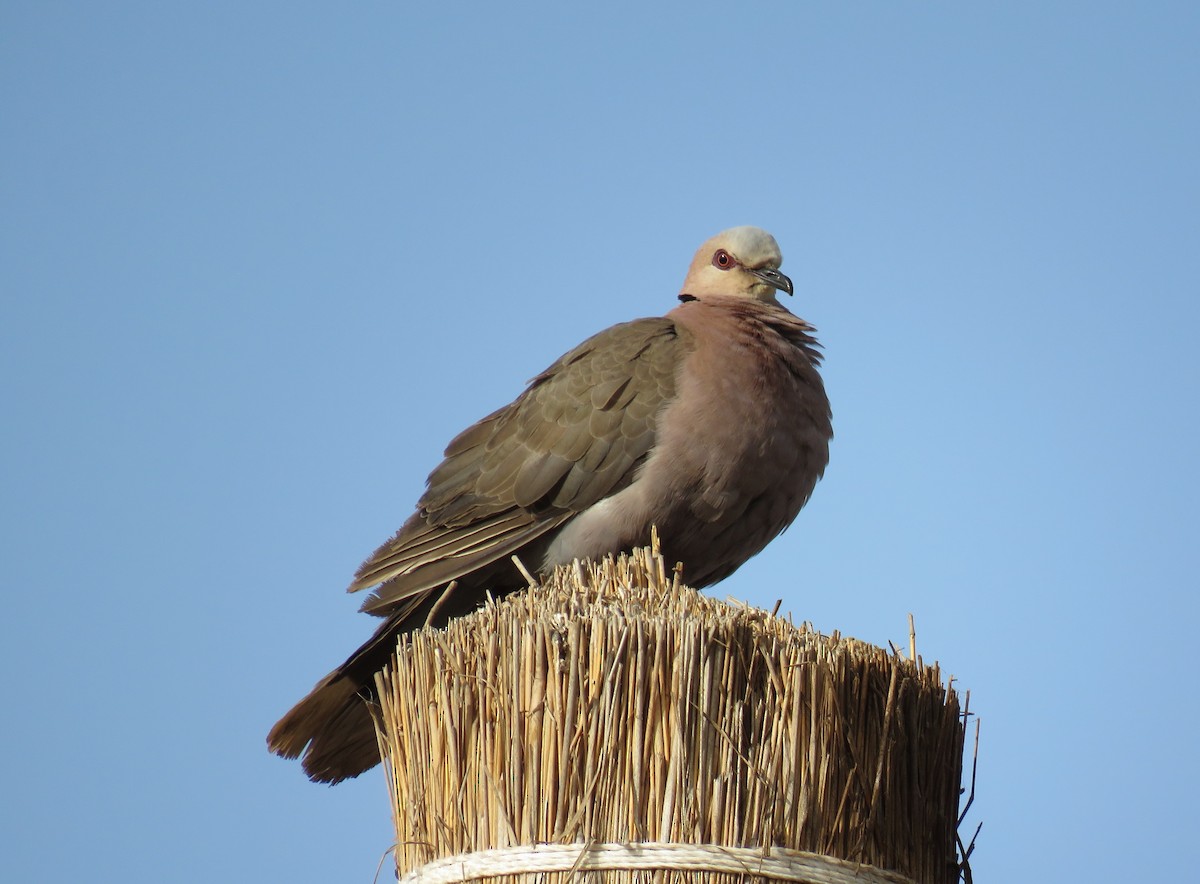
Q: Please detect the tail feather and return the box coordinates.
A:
[267,672,379,783]
[268,578,505,782]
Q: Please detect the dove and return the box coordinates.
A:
[268,226,832,783]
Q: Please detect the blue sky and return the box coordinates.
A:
[3,3,1197,881]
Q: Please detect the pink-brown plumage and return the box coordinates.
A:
[268,227,832,783]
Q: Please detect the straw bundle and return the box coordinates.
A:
[374,545,965,884]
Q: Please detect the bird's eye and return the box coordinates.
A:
[713,249,736,270]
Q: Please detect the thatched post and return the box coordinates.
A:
[374,545,966,884]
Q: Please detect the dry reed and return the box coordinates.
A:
[374,545,965,884]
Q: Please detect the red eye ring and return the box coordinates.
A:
[713,249,736,270]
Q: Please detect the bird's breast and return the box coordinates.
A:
[543,300,831,588]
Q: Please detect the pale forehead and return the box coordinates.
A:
[706,226,782,264]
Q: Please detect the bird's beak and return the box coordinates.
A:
[750,267,794,297]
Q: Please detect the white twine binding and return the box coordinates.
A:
[399,842,916,884]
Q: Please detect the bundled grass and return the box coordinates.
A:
[374,545,965,884]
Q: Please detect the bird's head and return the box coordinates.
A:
[679,226,793,304]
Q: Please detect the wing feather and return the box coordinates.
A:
[351,317,691,616]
